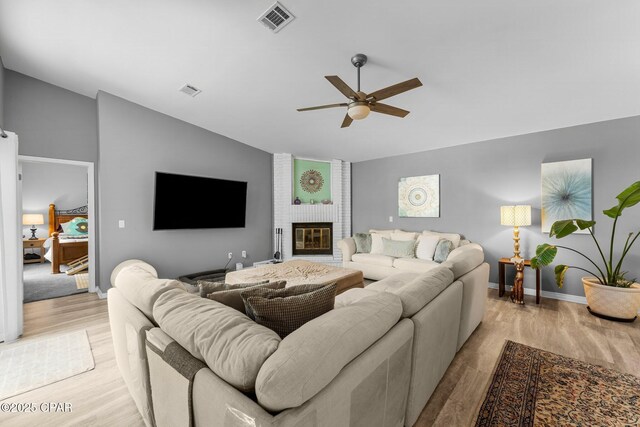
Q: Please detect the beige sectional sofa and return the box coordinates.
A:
[108,252,488,427]
[338,229,478,280]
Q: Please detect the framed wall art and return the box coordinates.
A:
[398,174,440,217]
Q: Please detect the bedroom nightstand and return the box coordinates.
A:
[23,238,47,264]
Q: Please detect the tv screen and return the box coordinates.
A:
[153,172,247,230]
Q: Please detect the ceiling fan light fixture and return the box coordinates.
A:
[348,102,370,120]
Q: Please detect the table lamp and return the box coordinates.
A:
[500,205,532,260]
[23,213,44,240]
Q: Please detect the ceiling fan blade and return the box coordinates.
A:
[367,78,423,102]
[370,103,410,118]
[325,76,359,100]
[297,103,348,112]
[341,114,353,128]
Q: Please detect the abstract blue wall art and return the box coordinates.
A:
[541,158,592,233]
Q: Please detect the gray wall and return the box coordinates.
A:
[21,161,88,239]
[97,91,273,291]
[352,116,640,297]
[0,56,5,128]
[4,70,98,162]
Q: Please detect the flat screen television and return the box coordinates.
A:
[153,172,247,230]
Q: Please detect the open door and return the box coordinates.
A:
[0,131,23,342]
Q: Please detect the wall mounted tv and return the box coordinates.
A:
[153,172,247,230]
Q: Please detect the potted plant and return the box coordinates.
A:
[531,181,640,321]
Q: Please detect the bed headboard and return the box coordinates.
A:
[48,204,88,236]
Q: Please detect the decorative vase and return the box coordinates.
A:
[582,277,640,322]
[294,197,302,205]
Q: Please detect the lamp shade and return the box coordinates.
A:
[500,205,531,227]
[347,102,370,120]
[22,213,44,225]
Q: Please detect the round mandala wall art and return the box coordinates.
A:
[398,174,440,217]
[300,170,324,193]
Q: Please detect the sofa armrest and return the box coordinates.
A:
[337,237,356,262]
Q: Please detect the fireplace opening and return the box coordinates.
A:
[292,222,333,256]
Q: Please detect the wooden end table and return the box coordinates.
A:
[23,238,47,264]
[498,258,541,304]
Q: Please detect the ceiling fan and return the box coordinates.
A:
[297,54,423,128]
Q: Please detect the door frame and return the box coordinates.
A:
[18,155,97,294]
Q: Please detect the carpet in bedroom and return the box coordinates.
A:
[23,262,88,303]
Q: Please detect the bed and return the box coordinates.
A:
[46,203,89,274]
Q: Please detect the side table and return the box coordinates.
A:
[23,238,47,264]
[498,258,541,304]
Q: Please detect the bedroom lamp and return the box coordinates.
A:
[500,205,531,260]
[23,214,44,240]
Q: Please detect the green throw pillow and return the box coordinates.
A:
[354,233,372,253]
[381,237,415,258]
[65,217,88,236]
[434,239,454,263]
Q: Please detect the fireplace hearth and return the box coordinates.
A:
[292,222,333,256]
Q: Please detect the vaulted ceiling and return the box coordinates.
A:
[1,1,639,161]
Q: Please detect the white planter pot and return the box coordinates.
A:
[582,277,640,321]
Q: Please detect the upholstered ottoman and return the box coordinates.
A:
[225,259,364,294]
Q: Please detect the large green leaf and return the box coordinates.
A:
[550,220,578,238]
[530,243,557,269]
[603,181,640,219]
[554,264,569,288]
[575,219,596,230]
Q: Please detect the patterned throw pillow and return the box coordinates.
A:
[206,281,287,314]
[353,233,372,253]
[65,217,89,236]
[381,237,416,258]
[197,280,270,298]
[434,239,455,263]
[241,283,337,338]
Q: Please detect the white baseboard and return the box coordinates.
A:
[488,282,587,305]
[95,287,107,300]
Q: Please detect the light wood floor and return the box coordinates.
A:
[1,290,638,426]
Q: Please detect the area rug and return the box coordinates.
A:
[475,340,640,426]
[23,262,87,303]
[75,273,89,289]
[0,330,95,400]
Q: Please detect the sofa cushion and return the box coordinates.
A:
[415,234,440,260]
[110,259,158,287]
[392,257,440,273]
[198,279,269,298]
[434,239,455,263]
[370,233,386,254]
[422,231,461,248]
[368,229,397,236]
[206,281,286,314]
[334,288,381,308]
[382,237,416,258]
[441,243,485,279]
[353,233,372,253]
[366,267,455,317]
[241,284,337,338]
[255,291,403,411]
[352,253,395,267]
[391,231,418,241]
[153,289,281,392]
[114,264,186,322]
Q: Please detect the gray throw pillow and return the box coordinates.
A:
[197,279,269,298]
[241,283,337,338]
[381,237,416,258]
[434,239,454,263]
[207,281,286,314]
[353,233,372,253]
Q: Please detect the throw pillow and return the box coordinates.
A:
[381,237,416,258]
[434,239,455,263]
[390,231,418,241]
[353,233,372,253]
[198,279,269,298]
[241,283,337,338]
[416,234,441,260]
[65,217,89,236]
[422,231,461,248]
[370,233,386,254]
[207,281,286,314]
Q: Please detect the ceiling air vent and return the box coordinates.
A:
[257,2,295,33]
[179,84,202,97]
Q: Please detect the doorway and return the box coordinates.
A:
[18,156,97,299]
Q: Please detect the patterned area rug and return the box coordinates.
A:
[475,340,640,426]
[0,330,95,400]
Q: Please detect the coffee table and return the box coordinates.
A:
[225,259,364,294]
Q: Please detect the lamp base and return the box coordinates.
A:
[29,227,38,240]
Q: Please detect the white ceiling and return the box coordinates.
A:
[1,1,639,162]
